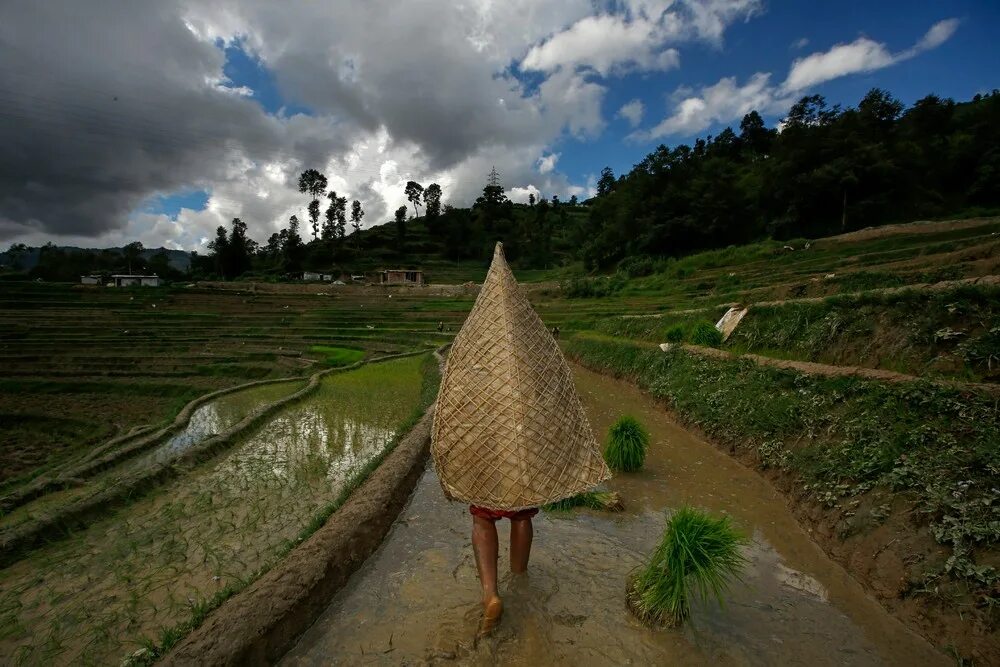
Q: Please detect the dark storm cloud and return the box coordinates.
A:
[0,1,353,240]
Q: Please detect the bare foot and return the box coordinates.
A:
[477,595,503,637]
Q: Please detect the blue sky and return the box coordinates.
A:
[4,0,996,250]
[552,0,999,185]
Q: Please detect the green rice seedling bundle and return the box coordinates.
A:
[690,321,723,347]
[628,506,747,627]
[604,415,649,472]
[543,490,624,512]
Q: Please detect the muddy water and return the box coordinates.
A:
[282,365,944,666]
[0,357,425,666]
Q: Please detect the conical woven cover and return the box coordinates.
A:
[432,243,610,510]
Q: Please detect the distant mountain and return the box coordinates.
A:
[0,245,191,271]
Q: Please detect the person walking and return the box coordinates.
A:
[431,242,609,636]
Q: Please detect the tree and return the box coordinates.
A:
[122,241,144,274]
[405,181,424,217]
[298,169,328,240]
[569,194,579,206]
[208,228,228,277]
[597,167,615,196]
[423,183,442,220]
[5,243,28,270]
[394,205,408,254]
[283,214,304,272]
[228,217,254,277]
[323,192,338,240]
[350,200,365,237]
[528,193,536,207]
[335,195,348,239]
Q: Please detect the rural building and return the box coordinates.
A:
[302,271,321,281]
[80,275,102,285]
[111,274,161,287]
[379,269,424,286]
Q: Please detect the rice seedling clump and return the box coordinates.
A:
[690,321,723,347]
[543,490,624,513]
[628,506,748,627]
[604,415,650,472]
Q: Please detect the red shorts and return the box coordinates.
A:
[470,505,539,522]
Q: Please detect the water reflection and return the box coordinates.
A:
[217,407,395,485]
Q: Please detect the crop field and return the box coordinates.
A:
[0,355,431,665]
[0,216,997,663]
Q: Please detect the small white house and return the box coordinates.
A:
[321,273,334,281]
[80,275,102,285]
[111,274,161,287]
[303,271,321,281]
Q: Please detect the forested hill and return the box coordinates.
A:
[580,89,1000,269]
[4,89,998,283]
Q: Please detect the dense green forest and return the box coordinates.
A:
[4,88,998,282]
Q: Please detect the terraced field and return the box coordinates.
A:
[0,216,997,663]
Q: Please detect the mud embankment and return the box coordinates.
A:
[162,403,436,666]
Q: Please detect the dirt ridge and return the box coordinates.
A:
[681,343,1000,396]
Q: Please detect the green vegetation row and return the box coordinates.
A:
[563,334,999,613]
[597,283,1000,383]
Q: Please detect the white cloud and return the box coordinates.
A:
[508,185,541,204]
[521,14,679,76]
[537,153,559,174]
[638,18,960,141]
[791,37,809,50]
[783,37,895,91]
[912,18,960,52]
[617,99,645,127]
[0,0,761,249]
[783,18,959,91]
[636,72,786,139]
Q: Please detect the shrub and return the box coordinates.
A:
[665,325,685,343]
[690,321,723,347]
[617,255,658,278]
[604,415,650,472]
[627,506,748,626]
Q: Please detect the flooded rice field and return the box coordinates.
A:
[283,365,945,666]
[0,356,426,666]
[0,379,306,531]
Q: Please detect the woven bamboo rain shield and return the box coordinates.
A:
[432,242,610,510]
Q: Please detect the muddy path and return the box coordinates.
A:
[682,343,1000,395]
[281,365,944,666]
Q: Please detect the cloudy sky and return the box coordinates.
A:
[1,0,996,251]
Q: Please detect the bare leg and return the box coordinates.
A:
[472,516,502,635]
[510,517,533,574]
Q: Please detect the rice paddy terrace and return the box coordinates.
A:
[0,216,998,664]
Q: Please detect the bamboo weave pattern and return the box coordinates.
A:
[432,243,610,510]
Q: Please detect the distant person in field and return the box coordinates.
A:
[432,243,610,637]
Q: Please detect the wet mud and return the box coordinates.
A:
[282,365,945,666]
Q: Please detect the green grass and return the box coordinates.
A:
[604,415,650,472]
[628,506,748,626]
[308,345,366,367]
